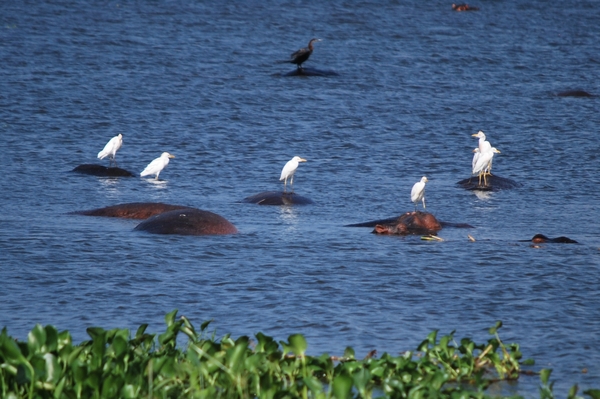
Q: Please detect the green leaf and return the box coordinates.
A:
[135,324,148,338]
[121,384,139,398]
[54,376,67,399]
[540,368,552,385]
[44,325,58,353]
[288,334,307,356]
[584,389,600,399]
[86,327,105,340]
[85,371,100,390]
[521,358,535,366]
[352,367,371,393]
[227,337,249,372]
[111,335,128,359]
[71,360,86,385]
[1,336,29,365]
[57,330,72,351]
[28,324,47,354]
[165,309,178,327]
[489,321,503,335]
[200,319,213,332]
[343,346,355,359]
[418,330,438,352]
[44,353,61,384]
[568,384,579,399]
[332,374,353,399]
[303,376,323,393]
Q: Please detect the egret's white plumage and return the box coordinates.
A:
[411,176,428,211]
[472,130,491,153]
[279,156,307,192]
[472,148,480,172]
[484,148,500,175]
[140,152,175,180]
[472,147,500,186]
[97,134,123,167]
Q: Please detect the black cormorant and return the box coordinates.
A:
[289,38,322,69]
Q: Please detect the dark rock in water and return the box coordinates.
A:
[556,90,593,98]
[70,202,192,219]
[457,175,520,191]
[283,67,339,77]
[530,234,578,244]
[134,208,238,236]
[72,164,134,177]
[242,191,314,205]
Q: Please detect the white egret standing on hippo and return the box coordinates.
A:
[97,133,123,167]
[471,148,481,173]
[472,130,492,154]
[280,156,307,192]
[472,147,501,186]
[140,152,175,180]
[411,176,429,211]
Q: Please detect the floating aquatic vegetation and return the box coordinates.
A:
[0,313,596,398]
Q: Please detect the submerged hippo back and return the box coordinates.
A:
[134,208,238,235]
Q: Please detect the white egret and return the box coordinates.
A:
[471,130,491,153]
[97,133,123,167]
[140,152,175,180]
[280,156,307,192]
[411,176,428,211]
[471,148,480,173]
[472,147,500,186]
[472,146,498,177]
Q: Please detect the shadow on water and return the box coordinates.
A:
[456,175,521,191]
[282,67,339,77]
[72,164,134,177]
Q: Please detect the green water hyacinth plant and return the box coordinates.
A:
[0,311,597,399]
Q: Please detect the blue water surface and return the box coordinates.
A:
[1,1,599,396]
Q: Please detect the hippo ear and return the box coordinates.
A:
[374,224,389,234]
